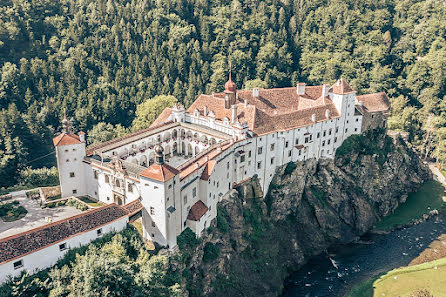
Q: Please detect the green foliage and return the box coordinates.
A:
[284,162,297,176]
[66,199,88,211]
[202,242,220,263]
[0,201,27,222]
[1,0,446,183]
[177,227,200,251]
[336,129,393,163]
[310,186,327,207]
[216,205,229,233]
[132,95,178,131]
[0,226,183,297]
[19,167,59,187]
[87,122,128,146]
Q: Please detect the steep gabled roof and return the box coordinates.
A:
[140,163,179,182]
[356,92,390,113]
[53,133,81,146]
[187,200,208,221]
[330,78,355,95]
[150,108,173,128]
[200,160,216,180]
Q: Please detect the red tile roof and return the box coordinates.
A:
[0,204,128,264]
[187,200,208,221]
[356,92,390,113]
[150,108,173,128]
[53,133,81,146]
[188,85,340,136]
[122,200,143,216]
[140,163,179,182]
[330,78,355,94]
[200,160,216,180]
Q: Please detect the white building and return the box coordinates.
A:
[0,203,137,284]
[53,76,390,248]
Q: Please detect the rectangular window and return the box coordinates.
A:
[323,130,326,137]
[334,137,337,143]
[13,260,23,270]
[322,140,325,147]
[150,207,155,215]
[295,139,299,145]
[69,172,75,178]
[270,144,275,151]
[288,150,292,157]
[94,171,98,179]
[329,129,332,136]
[317,132,320,138]
[270,157,274,165]
[240,155,245,163]
[258,147,263,154]
[72,189,77,194]
[309,135,313,141]
[356,118,359,122]
[285,141,289,148]
[355,128,358,132]
[59,243,67,251]
[152,221,155,227]
[192,187,196,197]
[97,228,102,236]
[305,137,309,144]
[328,139,331,145]
[336,127,339,133]
[183,195,187,204]
[257,162,262,169]
[345,128,348,133]
[299,149,302,156]
[248,151,252,158]
[227,162,229,169]
[105,175,110,184]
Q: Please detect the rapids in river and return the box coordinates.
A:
[281,213,446,297]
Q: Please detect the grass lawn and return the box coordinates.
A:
[373,180,446,231]
[78,196,103,207]
[347,258,446,297]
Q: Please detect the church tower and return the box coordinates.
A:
[224,66,237,109]
[53,114,87,198]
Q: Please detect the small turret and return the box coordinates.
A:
[155,144,164,165]
[224,63,236,109]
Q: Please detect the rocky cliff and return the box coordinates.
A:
[177,129,431,297]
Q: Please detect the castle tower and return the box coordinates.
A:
[139,144,181,248]
[224,66,236,109]
[53,114,87,198]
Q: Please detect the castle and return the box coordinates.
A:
[54,76,390,248]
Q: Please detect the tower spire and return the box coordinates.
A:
[62,109,71,134]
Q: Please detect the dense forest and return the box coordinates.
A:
[0,0,445,187]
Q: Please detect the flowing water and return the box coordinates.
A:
[281,214,446,297]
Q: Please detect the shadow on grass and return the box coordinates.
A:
[345,273,383,297]
[374,180,446,231]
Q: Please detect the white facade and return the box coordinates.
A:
[54,79,385,249]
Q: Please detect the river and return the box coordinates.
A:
[281,213,446,297]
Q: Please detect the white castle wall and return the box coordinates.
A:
[55,142,87,198]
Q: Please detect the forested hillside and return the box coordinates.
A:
[0,0,445,187]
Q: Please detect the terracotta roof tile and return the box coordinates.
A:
[140,163,179,182]
[330,78,355,94]
[187,85,340,136]
[200,160,216,180]
[0,204,128,264]
[187,200,208,221]
[53,133,81,146]
[150,108,173,128]
[356,92,390,113]
[122,200,143,215]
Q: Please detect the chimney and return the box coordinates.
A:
[325,109,331,119]
[195,162,200,169]
[205,155,209,162]
[297,83,306,95]
[231,104,238,123]
[79,131,86,143]
[203,106,207,116]
[322,84,328,98]
[253,88,259,97]
[311,114,316,123]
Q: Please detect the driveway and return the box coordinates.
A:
[0,191,83,239]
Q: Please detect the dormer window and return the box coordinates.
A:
[194,109,200,117]
[224,117,229,125]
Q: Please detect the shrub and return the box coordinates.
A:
[216,206,229,233]
[284,162,297,176]
[177,228,200,250]
[19,167,59,187]
[202,243,219,263]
